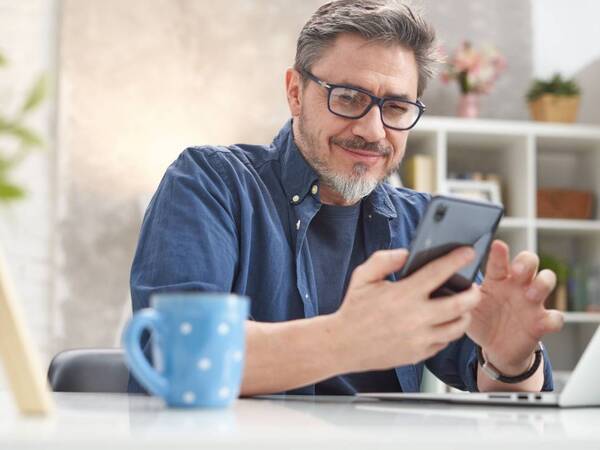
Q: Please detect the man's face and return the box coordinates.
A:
[287,34,419,205]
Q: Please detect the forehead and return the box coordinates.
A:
[310,33,418,98]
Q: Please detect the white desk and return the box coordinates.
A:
[1,392,600,449]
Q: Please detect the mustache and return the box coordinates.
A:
[331,137,392,156]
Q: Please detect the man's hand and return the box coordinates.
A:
[242,245,481,395]
[468,240,564,378]
[331,247,481,373]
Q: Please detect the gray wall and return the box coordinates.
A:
[0,0,57,368]
[575,59,600,124]
[56,0,534,349]
[420,0,533,119]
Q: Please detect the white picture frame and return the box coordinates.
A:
[445,179,502,205]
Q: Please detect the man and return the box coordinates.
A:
[130,0,563,396]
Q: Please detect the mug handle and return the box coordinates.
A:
[122,309,169,397]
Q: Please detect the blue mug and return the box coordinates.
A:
[122,292,249,408]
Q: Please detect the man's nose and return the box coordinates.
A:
[351,104,387,143]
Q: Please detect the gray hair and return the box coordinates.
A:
[294,0,439,98]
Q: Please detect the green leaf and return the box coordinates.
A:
[540,254,569,284]
[0,154,12,172]
[526,72,581,101]
[21,74,48,114]
[0,180,25,201]
[1,123,43,147]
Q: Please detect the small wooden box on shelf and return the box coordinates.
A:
[537,189,594,220]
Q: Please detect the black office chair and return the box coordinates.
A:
[47,348,129,393]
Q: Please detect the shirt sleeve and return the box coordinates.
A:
[425,335,554,392]
[128,148,241,394]
[130,148,240,313]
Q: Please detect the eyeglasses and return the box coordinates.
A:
[301,70,425,131]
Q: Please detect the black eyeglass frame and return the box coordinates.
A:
[301,70,426,131]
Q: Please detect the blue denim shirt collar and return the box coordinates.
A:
[275,119,397,219]
[275,120,320,205]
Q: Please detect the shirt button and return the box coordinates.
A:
[305,294,309,299]
[311,185,318,195]
[292,194,300,203]
[368,214,372,219]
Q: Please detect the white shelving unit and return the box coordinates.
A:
[407,117,600,389]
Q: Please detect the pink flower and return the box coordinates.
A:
[439,40,506,94]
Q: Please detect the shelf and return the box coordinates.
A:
[499,217,529,229]
[536,219,600,234]
[563,312,600,323]
[418,116,600,139]
[404,117,600,366]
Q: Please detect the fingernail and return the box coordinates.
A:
[460,247,475,259]
[393,249,408,258]
[513,263,525,275]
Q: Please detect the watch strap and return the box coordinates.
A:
[476,342,544,384]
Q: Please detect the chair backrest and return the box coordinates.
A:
[47,348,129,393]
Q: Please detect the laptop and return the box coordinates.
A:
[358,325,600,408]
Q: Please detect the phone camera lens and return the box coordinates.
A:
[434,204,447,222]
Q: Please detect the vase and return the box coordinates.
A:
[457,93,480,118]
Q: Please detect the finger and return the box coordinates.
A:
[349,249,409,286]
[430,312,472,345]
[535,309,564,336]
[483,240,510,281]
[402,246,475,294]
[511,251,539,284]
[525,269,557,304]
[426,286,481,326]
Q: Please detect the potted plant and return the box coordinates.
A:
[526,73,581,123]
[0,50,47,201]
[539,254,569,311]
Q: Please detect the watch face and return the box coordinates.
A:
[482,363,501,381]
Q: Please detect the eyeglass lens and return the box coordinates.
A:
[329,86,420,129]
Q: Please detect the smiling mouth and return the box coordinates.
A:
[336,144,385,161]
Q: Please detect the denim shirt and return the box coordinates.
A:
[130,120,553,394]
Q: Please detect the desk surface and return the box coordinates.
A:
[1,392,600,449]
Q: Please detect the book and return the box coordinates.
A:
[402,154,435,193]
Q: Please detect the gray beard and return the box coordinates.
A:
[308,155,380,204]
[295,116,387,204]
[296,119,400,204]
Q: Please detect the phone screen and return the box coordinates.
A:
[399,195,504,296]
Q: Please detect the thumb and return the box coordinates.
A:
[350,249,409,286]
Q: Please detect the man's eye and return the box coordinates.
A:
[385,102,409,115]
[336,91,361,103]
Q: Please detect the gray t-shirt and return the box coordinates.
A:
[307,201,401,394]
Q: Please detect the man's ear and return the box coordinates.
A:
[285,68,303,117]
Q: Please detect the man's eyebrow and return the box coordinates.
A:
[384,92,412,101]
[334,80,413,101]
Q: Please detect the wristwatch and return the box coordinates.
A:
[476,342,544,384]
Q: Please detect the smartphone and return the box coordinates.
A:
[399,195,504,297]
